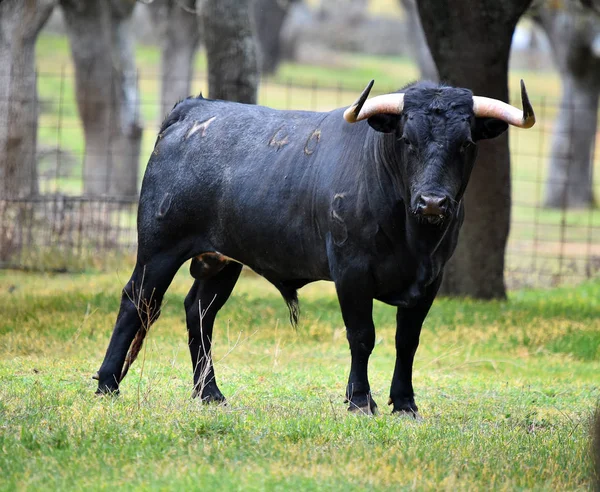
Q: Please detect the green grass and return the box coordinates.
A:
[0,269,598,489]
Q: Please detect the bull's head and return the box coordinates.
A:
[344,80,535,225]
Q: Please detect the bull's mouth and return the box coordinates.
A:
[421,213,446,225]
[411,209,448,226]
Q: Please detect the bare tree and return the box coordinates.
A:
[399,0,438,81]
[148,0,201,116]
[417,0,533,299]
[61,0,142,199]
[532,0,600,208]
[253,0,299,75]
[202,0,259,103]
[0,0,56,198]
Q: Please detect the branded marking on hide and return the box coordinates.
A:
[330,193,348,245]
[185,116,216,139]
[157,192,172,218]
[269,125,289,150]
[304,129,321,155]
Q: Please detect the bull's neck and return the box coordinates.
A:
[364,130,406,212]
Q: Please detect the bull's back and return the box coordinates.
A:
[142,98,364,279]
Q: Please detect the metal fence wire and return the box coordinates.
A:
[0,70,599,289]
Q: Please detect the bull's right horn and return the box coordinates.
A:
[344,81,405,123]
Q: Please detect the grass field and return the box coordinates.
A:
[0,269,598,489]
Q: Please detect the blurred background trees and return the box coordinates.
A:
[0,0,56,199]
[0,0,599,295]
[399,0,437,81]
[253,0,300,75]
[202,0,259,104]
[148,0,201,115]
[61,0,142,198]
[531,0,600,208]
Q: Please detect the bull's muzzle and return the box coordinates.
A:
[415,194,449,225]
[418,194,447,216]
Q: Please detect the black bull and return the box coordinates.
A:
[95,80,535,416]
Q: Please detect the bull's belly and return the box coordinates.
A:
[212,240,331,282]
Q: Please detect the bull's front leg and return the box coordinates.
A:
[389,277,440,417]
[336,286,378,415]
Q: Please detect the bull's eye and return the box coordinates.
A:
[460,139,474,154]
[400,135,413,148]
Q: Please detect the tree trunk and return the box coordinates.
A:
[202,0,259,103]
[417,0,533,299]
[545,76,598,207]
[316,0,368,23]
[61,0,142,199]
[148,0,201,117]
[399,0,438,81]
[0,0,56,199]
[253,0,298,75]
[532,1,600,208]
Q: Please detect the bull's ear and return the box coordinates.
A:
[473,117,508,141]
[367,114,400,133]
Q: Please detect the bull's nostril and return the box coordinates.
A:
[418,195,448,216]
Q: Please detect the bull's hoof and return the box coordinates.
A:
[95,386,120,396]
[192,384,226,405]
[392,409,423,421]
[388,397,421,419]
[348,403,378,416]
[347,394,378,416]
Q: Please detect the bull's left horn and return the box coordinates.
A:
[344,81,405,123]
[472,79,536,129]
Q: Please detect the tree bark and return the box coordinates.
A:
[0,0,56,199]
[148,0,201,116]
[399,0,438,81]
[316,0,368,23]
[253,0,298,75]
[417,0,533,299]
[532,1,600,208]
[61,0,142,199]
[201,0,259,103]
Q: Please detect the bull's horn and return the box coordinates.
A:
[472,79,535,129]
[344,80,405,123]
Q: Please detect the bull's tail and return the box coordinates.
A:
[119,324,150,382]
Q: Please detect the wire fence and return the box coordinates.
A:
[1,70,599,289]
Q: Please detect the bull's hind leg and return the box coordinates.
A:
[185,256,242,403]
[96,253,185,394]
